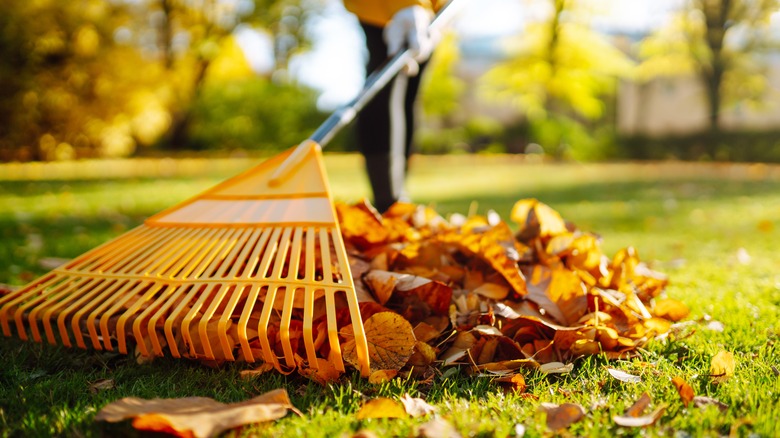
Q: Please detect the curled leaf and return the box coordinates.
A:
[606,367,641,383]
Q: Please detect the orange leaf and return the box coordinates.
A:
[511,199,568,241]
[355,398,407,419]
[368,370,398,384]
[95,389,294,438]
[343,312,416,372]
[672,376,695,407]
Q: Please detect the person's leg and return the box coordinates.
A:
[357,23,428,213]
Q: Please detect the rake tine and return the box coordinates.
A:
[55,278,109,347]
[198,284,230,360]
[69,279,122,349]
[215,284,244,360]
[144,284,186,357]
[237,284,262,362]
[325,289,345,372]
[13,276,75,341]
[38,277,101,345]
[131,284,176,357]
[164,284,199,358]
[258,285,282,370]
[181,284,218,358]
[0,273,57,335]
[115,282,164,354]
[279,285,297,369]
[302,286,317,369]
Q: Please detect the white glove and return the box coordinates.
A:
[383,5,434,75]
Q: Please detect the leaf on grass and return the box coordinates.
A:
[539,402,585,430]
[494,373,527,393]
[418,417,462,438]
[613,392,664,427]
[355,398,407,419]
[710,351,735,383]
[343,312,416,372]
[400,394,437,417]
[606,367,641,383]
[539,362,574,374]
[368,370,398,384]
[612,408,665,427]
[653,298,690,322]
[692,396,728,412]
[671,376,695,407]
[89,378,115,394]
[297,357,342,385]
[95,389,295,438]
[239,363,275,380]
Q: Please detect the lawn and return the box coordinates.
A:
[1,155,779,437]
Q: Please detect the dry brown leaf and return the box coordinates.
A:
[612,407,665,427]
[511,199,568,240]
[539,362,574,374]
[671,376,695,407]
[606,367,641,383]
[355,398,407,419]
[613,392,664,427]
[539,402,585,430]
[239,363,275,380]
[417,417,462,438]
[94,389,294,438]
[710,351,736,383]
[692,396,728,412]
[89,378,115,394]
[343,312,416,372]
[400,394,437,417]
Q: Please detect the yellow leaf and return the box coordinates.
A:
[710,351,735,383]
[653,298,690,321]
[343,312,416,372]
[95,389,294,438]
[368,370,398,384]
[355,398,407,419]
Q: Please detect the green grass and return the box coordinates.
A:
[1,155,779,437]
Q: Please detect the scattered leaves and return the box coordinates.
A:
[94,389,295,438]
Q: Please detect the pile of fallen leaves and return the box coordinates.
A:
[328,198,689,381]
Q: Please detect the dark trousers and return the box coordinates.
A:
[357,23,428,213]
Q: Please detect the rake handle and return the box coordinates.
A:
[269,0,465,186]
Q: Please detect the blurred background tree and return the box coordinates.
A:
[638,0,780,146]
[479,0,634,160]
[0,0,323,161]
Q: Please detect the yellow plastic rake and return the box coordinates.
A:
[0,144,370,375]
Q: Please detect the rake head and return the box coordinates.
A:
[0,143,371,376]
